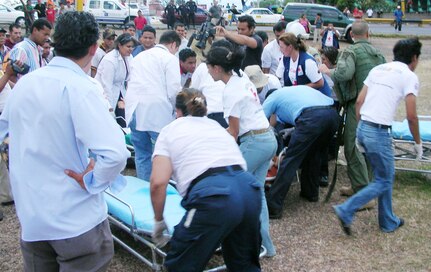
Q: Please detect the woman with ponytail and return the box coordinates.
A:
[206,39,278,257]
[151,89,262,271]
[276,32,331,97]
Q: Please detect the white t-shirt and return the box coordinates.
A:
[360,61,419,126]
[261,39,283,76]
[190,63,224,113]
[153,116,246,197]
[91,47,107,70]
[258,73,282,104]
[0,82,11,113]
[275,56,322,86]
[223,74,269,136]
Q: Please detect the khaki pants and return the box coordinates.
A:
[0,159,13,203]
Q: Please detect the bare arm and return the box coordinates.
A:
[355,85,368,121]
[226,116,240,141]
[405,94,421,144]
[307,77,324,90]
[269,114,277,127]
[215,26,258,48]
[150,155,173,221]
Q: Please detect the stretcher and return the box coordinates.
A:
[105,176,266,271]
[392,117,431,174]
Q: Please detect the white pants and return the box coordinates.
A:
[313,28,321,45]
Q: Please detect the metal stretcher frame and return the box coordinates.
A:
[393,116,431,174]
[105,182,267,271]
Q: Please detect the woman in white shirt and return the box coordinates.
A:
[95,33,136,127]
[206,39,277,257]
[151,89,262,271]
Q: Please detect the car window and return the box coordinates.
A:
[323,9,340,20]
[262,9,270,15]
[308,7,320,18]
[104,1,120,10]
[0,4,8,12]
[89,0,101,9]
[251,10,258,14]
[284,6,303,18]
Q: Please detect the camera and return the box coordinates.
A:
[10,59,30,75]
[187,16,225,50]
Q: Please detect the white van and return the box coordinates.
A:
[85,0,139,27]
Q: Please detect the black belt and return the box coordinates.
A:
[186,165,243,196]
[301,105,335,114]
[361,120,392,130]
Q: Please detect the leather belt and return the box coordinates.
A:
[301,105,335,114]
[361,120,392,130]
[186,165,243,197]
[240,127,270,140]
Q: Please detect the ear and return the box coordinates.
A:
[88,43,98,57]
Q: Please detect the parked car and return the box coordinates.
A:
[84,0,139,27]
[282,3,355,43]
[0,3,25,27]
[160,6,208,26]
[241,8,282,26]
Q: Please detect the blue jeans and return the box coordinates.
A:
[129,116,158,181]
[239,130,277,256]
[334,121,402,232]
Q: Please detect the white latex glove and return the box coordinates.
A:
[355,138,365,153]
[414,141,423,160]
[152,219,170,247]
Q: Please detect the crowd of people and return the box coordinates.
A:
[0,5,424,271]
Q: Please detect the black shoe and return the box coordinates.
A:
[299,192,318,202]
[333,206,351,236]
[1,200,14,206]
[399,218,405,228]
[268,206,282,219]
[319,176,329,187]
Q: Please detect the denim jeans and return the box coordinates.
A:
[239,129,277,256]
[129,116,159,181]
[334,121,402,232]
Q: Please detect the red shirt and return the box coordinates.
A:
[134,16,147,30]
[46,8,55,23]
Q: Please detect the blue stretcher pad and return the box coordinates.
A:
[105,176,185,234]
[392,120,431,142]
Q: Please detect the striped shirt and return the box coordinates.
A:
[9,38,44,77]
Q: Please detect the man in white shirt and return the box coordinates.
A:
[179,48,196,88]
[261,21,286,75]
[334,37,422,235]
[0,11,129,270]
[125,30,181,181]
[174,22,189,57]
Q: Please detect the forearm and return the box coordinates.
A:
[407,116,420,144]
[151,183,167,221]
[225,31,256,48]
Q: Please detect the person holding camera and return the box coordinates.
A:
[8,19,52,80]
[321,23,340,49]
[215,15,263,70]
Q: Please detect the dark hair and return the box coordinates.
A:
[278,32,307,52]
[206,39,245,76]
[142,25,156,37]
[175,88,207,117]
[123,23,136,30]
[159,30,181,47]
[238,15,256,29]
[273,21,287,33]
[115,33,138,49]
[393,37,422,65]
[174,22,185,29]
[256,31,268,43]
[319,46,339,66]
[9,23,21,32]
[52,12,99,59]
[179,48,196,62]
[30,18,52,33]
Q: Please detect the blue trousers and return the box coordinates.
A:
[239,130,277,256]
[165,168,262,272]
[334,121,402,232]
[129,116,158,181]
[267,107,339,211]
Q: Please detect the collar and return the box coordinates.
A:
[100,42,108,52]
[47,56,87,77]
[155,44,169,52]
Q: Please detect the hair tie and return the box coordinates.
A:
[193,97,204,104]
[226,51,233,60]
